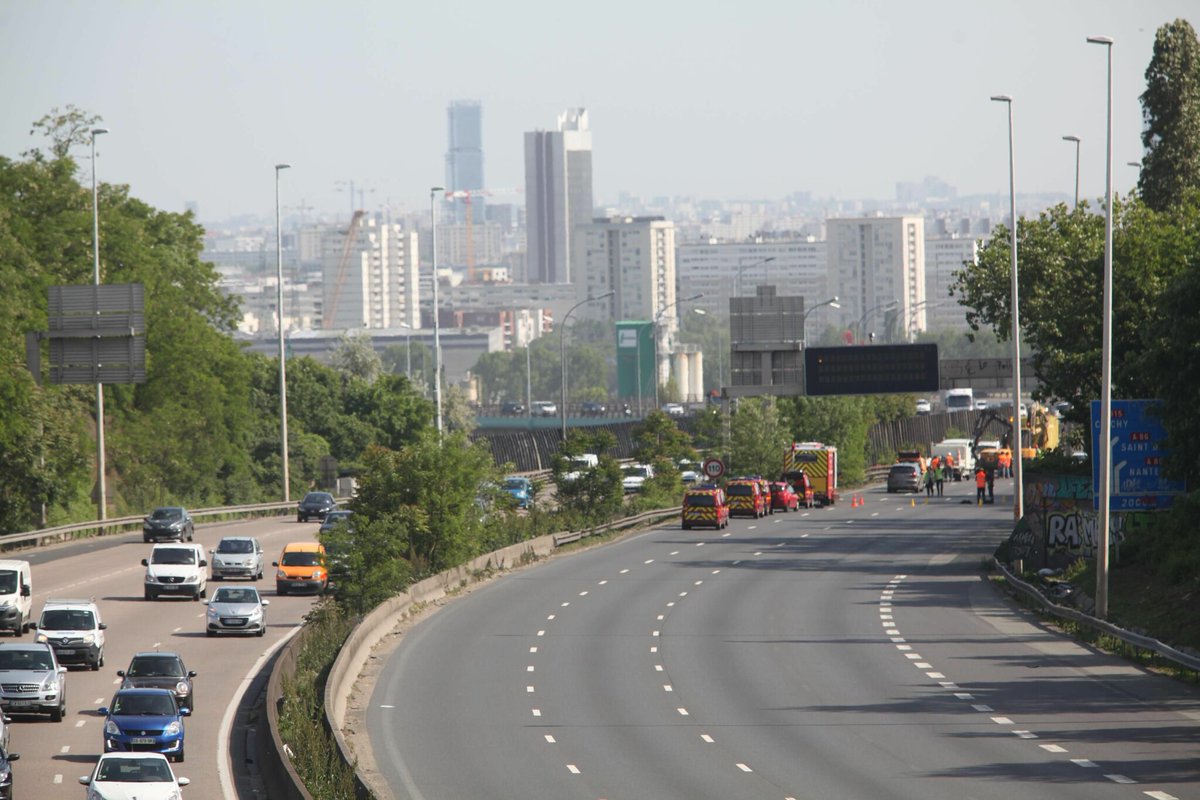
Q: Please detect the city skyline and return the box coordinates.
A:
[0,2,1191,222]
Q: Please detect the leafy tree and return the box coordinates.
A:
[631,410,694,464]
[782,396,873,482]
[1139,19,1200,212]
[552,429,622,525]
[321,513,413,616]
[441,383,477,434]
[728,397,790,477]
[330,330,383,383]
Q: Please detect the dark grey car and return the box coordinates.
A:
[118,652,196,712]
[297,492,336,523]
[886,463,923,493]
[143,507,194,543]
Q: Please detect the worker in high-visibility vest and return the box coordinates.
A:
[975,466,987,504]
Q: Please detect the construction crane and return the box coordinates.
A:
[323,210,365,330]
[442,188,517,283]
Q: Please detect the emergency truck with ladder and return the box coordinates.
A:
[782,442,838,506]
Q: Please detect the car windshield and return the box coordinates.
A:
[685,494,716,507]
[151,548,196,565]
[727,484,753,496]
[622,467,649,478]
[216,539,254,554]
[111,693,178,716]
[0,649,53,670]
[40,609,95,631]
[127,656,185,678]
[96,756,174,783]
[212,588,258,604]
[504,479,527,490]
[302,493,333,505]
[149,508,182,521]
[281,552,321,567]
[0,571,16,595]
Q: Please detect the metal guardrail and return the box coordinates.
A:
[993,558,1200,673]
[551,507,680,546]
[0,500,304,553]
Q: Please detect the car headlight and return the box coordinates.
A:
[248,606,263,618]
[276,569,287,579]
[312,569,325,580]
[163,720,181,736]
[207,607,219,618]
[105,718,121,736]
[183,574,199,583]
[145,574,158,584]
[40,673,58,692]
[81,633,96,644]
[175,681,190,696]
[35,633,48,643]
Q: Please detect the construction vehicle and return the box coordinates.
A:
[782,442,838,506]
[970,403,1059,462]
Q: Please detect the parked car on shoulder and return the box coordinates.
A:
[296,492,337,523]
[142,507,194,543]
[205,586,269,637]
[0,642,66,721]
[887,462,923,493]
[209,536,265,581]
[99,687,188,762]
[80,752,187,798]
[118,651,195,713]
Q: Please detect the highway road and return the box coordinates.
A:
[368,478,1200,800]
[7,514,322,799]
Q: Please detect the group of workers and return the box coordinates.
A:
[921,454,955,497]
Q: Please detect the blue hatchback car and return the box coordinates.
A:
[100,687,189,762]
[503,476,534,509]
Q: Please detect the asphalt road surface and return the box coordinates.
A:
[7,514,323,799]
[368,477,1200,800]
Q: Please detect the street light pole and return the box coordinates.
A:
[991,94,1024,521]
[653,293,703,410]
[560,291,614,440]
[855,300,898,344]
[1089,34,1115,619]
[800,297,840,349]
[274,164,292,502]
[734,256,775,300]
[90,127,109,521]
[1062,135,1081,209]
[430,186,445,438]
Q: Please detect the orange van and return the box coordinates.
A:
[273,542,327,595]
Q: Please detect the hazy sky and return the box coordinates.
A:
[1,1,1193,224]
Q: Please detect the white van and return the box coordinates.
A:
[33,597,107,669]
[142,543,208,601]
[944,388,975,413]
[0,561,32,636]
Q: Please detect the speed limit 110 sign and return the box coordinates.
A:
[701,458,725,479]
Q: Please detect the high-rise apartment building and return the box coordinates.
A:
[524,108,594,284]
[320,219,419,331]
[675,239,830,324]
[445,100,485,223]
[826,216,926,340]
[924,234,980,333]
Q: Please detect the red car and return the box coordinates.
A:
[770,481,800,512]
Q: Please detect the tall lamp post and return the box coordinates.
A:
[653,293,703,409]
[991,94,1024,521]
[274,164,292,502]
[800,296,840,348]
[560,291,614,440]
[430,186,445,437]
[90,127,109,521]
[855,300,898,344]
[1062,135,1081,209]
[734,256,775,300]
[1089,34,1115,619]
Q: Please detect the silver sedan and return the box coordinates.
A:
[203,587,268,637]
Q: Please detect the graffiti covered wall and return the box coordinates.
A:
[1017,473,1147,570]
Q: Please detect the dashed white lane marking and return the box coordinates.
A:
[1071,759,1098,768]
[537,630,545,636]
[578,591,588,596]
[655,665,664,672]
[896,645,912,651]
[939,681,959,690]
[153,642,161,648]
[379,704,394,709]
[1144,792,1179,799]
[644,559,655,564]
[695,542,705,547]
[722,532,731,537]
[526,665,535,672]
[667,601,675,607]
[711,569,720,574]
[526,686,534,693]
[954,693,974,700]
[677,708,689,716]
[547,614,556,620]
[620,568,629,574]
[94,697,104,703]
[75,720,86,728]
[560,601,570,607]
[904,653,922,660]
[890,637,905,643]
[736,763,753,772]
[670,551,680,555]
[1106,774,1135,784]
[60,746,69,753]
[544,734,556,743]
[700,734,714,743]
[747,526,757,530]
[694,580,703,586]
[598,580,607,585]
[529,646,538,653]
[657,614,665,620]
[567,764,580,774]
[650,646,658,653]
[663,685,673,692]
[172,626,182,632]
[53,775,62,784]
[732,560,741,565]
[753,551,763,556]
[679,591,688,597]
[532,709,541,717]
[1013,730,1037,739]
[652,631,660,637]
[112,677,121,684]
[927,672,946,679]
[971,704,993,712]
[871,512,879,517]
[1039,743,1067,753]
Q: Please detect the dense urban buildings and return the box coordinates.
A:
[524,108,594,284]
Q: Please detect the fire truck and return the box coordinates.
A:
[782,442,838,506]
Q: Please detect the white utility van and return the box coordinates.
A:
[944,388,975,413]
[0,560,32,636]
[33,597,107,669]
[142,543,208,601]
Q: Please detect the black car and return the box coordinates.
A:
[0,748,18,800]
[297,492,337,522]
[117,651,196,712]
[318,510,355,536]
[143,507,194,543]
[500,401,526,415]
[581,401,607,415]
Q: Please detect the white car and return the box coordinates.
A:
[531,400,558,417]
[661,403,686,417]
[209,536,265,581]
[80,752,189,799]
[142,544,208,602]
[974,398,989,410]
[622,463,654,493]
[204,586,269,637]
[915,398,932,415]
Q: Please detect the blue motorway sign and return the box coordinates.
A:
[1091,400,1186,511]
